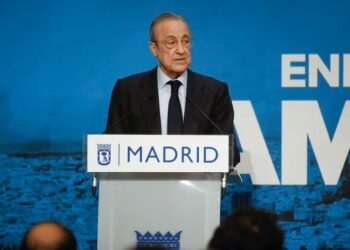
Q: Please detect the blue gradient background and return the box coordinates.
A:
[0,0,349,249]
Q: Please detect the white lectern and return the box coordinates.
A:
[87,135,229,250]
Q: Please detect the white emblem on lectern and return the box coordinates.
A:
[97,144,111,166]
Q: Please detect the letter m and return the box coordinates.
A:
[127,146,142,162]
[282,101,350,185]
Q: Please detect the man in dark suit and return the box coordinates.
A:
[106,13,240,165]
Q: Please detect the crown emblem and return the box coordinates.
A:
[135,231,182,250]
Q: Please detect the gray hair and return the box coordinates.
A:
[149,13,189,42]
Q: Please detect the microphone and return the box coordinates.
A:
[186,96,224,135]
[91,95,155,197]
[104,95,155,134]
[186,96,240,196]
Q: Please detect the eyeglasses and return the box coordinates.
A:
[154,39,192,49]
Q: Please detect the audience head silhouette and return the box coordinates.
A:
[19,221,77,250]
[208,208,284,250]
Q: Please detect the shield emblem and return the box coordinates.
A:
[97,144,111,165]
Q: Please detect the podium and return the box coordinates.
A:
[87,135,230,250]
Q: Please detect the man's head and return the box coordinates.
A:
[208,208,284,250]
[149,13,191,79]
[19,221,77,250]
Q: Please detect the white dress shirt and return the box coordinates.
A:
[157,67,187,135]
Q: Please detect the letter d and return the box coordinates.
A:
[204,147,218,163]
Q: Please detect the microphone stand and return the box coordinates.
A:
[186,97,240,197]
[92,172,98,197]
[90,95,155,197]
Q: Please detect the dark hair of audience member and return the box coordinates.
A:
[208,207,284,250]
[19,221,77,250]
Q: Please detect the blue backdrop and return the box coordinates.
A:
[0,0,349,249]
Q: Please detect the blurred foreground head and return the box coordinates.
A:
[208,208,284,250]
[19,221,77,250]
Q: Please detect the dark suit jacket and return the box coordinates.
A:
[106,68,240,165]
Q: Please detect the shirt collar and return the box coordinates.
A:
[157,66,188,89]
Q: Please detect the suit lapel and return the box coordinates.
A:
[183,70,204,134]
[137,68,161,134]
[136,68,203,134]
